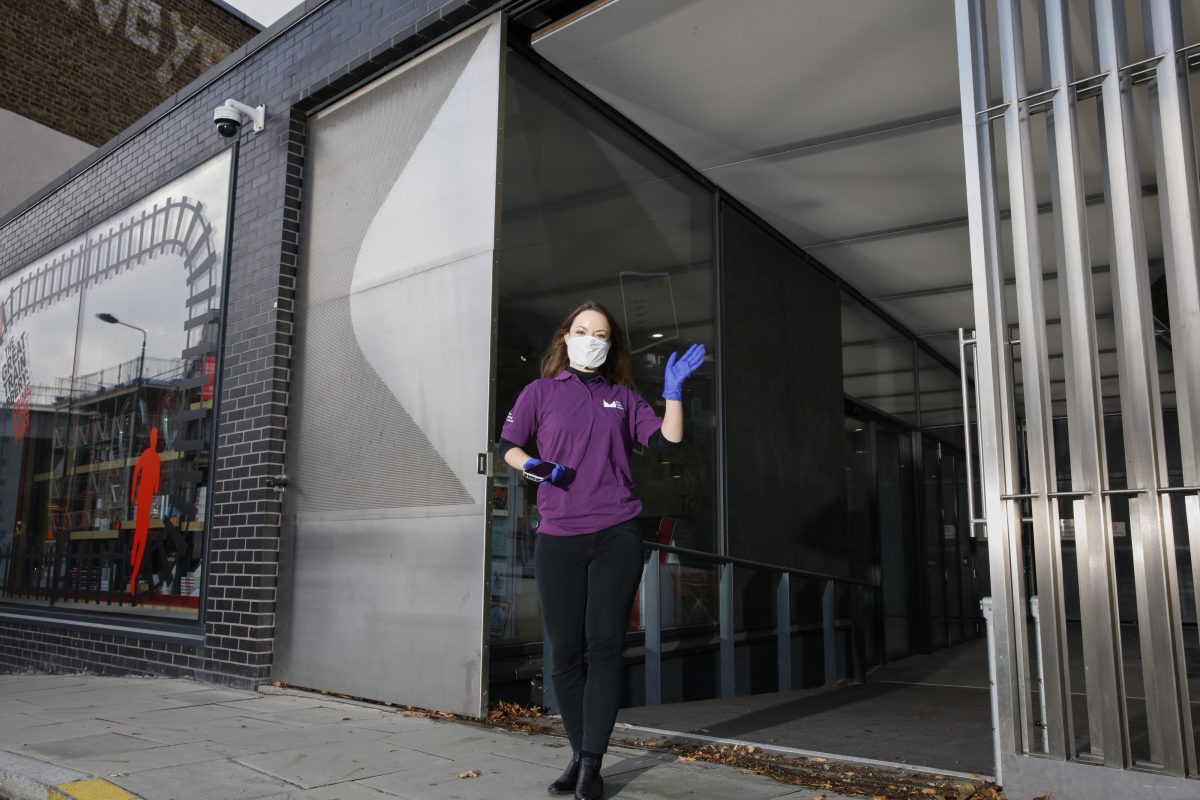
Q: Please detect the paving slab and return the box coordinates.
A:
[177,716,354,752]
[64,739,254,778]
[234,703,389,728]
[101,700,258,727]
[359,753,562,799]
[462,733,571,770]
[382,723,534,760]
[2,718,142,747]
[342,713,440,737]
[0,674,864,800]
[19,731,168,763]
[610,760,819,800]
[111,758,298,800]
[254,781,399,800]
[17,698,190,724]
[0,711,60,731]
[158,687,260,705]
[233,738,442,790]
[217,696,331,714]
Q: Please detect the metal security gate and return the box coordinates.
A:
[955,0,1199,797]
[272,16,505,717]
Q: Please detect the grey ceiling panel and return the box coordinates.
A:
[534,0,1190,374]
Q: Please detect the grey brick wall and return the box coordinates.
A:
[0,0,505,688]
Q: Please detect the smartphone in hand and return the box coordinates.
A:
[523,461,559,482]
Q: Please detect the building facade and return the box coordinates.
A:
[0,2,1196,799]
[0,0,259,217]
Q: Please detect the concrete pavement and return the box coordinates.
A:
[0,674,848,800]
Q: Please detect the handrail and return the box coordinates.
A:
[635,540,873,706]
[640,542,879,587]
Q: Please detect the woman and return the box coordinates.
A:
[498,300,706,799]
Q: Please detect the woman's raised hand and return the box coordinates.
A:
[662,343,707,401]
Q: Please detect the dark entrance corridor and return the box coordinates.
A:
[617,638,994,779]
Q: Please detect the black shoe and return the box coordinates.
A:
[574,753,603,800]
[547,752,581,794]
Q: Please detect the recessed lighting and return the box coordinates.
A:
[519,356,527,362]
[651,333,664,338]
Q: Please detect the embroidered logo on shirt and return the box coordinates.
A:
[505,411,514,423]
[602,399,624,410]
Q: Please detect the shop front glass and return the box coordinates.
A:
[491,51,718,644]
[841,292,916,423]
[0,152,231,620]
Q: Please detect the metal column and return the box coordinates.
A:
[956,0,1200,792]
[719,563,735,698]
[954,0,1032,766]
[1146,0,1200,690]
[644,555,661,705]
[996,0,1074,761]
[822,579,837,688]
[1042,0,1129,767]
[776,572,791,692]
[1093,0,1194,775]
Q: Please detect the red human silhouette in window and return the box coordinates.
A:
[129,427,161,597]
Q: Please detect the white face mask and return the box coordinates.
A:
[566,335,611,369]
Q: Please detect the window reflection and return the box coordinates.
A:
[841,293,916,422]
[0,153,230,620]
[490,52,717,644]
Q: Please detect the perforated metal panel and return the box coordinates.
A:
[273,16,504,717]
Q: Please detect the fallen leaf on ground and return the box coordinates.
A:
[458,770,480,779]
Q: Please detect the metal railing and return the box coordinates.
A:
[637,541,875,705]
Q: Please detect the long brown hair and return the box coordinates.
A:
[540,300,634,388]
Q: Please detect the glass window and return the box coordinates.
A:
[917,350,963,430]
[0,152,231,620]
[841,293,916,422]
[490,52,717,644]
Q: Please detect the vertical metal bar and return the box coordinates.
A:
[913,432,932,654]
[777,571,791,692]
[644,555,661,706]
[822,579,837,687]
[851,584,866,684]
[996,0,1074,761]
[913,338,922,427]
[714,195,731,562]
[1030,595,1050,754]
[1145,1,1200,746]
[1093,0,1193,775]
[982,597,1004,785]
[1042,0,1129,767]
[719,562,734,698]
[959,327,980,538]
[954,0,1030,761]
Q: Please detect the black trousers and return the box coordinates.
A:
[535,519,644,755]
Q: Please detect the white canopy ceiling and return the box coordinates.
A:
[533,0,1199,417]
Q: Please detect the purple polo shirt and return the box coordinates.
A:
[501,371,662,536]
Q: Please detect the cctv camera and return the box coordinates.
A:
[214,112,240,138]
[213,99,266,138]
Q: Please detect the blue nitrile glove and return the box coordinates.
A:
[662,343,706,401]
[523,457,566,485]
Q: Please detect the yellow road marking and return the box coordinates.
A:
[50,778,144,800]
